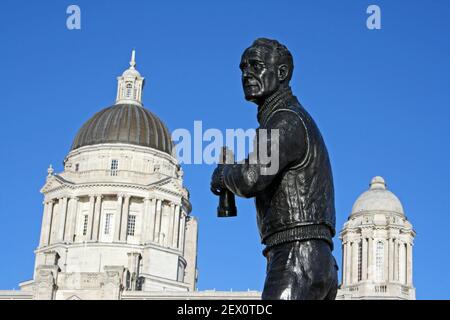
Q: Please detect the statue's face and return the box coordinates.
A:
[240,47,280,103]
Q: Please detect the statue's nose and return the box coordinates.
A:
[243,73,253,83]
[242,68,251,78]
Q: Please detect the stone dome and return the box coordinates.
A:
[71,103,173,154]
[122,68,141,78]
[351,176,404,215]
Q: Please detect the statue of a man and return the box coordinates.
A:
[211,38,338,300]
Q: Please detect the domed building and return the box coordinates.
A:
[17,51,200,300]
[336,176,416,300]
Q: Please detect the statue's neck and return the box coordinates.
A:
[257,86,292,123]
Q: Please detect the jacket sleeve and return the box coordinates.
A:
[222,110,308,198]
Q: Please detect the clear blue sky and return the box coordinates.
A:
[0,0,449,299]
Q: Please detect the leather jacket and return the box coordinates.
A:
[222,87,336,249]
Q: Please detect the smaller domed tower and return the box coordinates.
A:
[337,177,416,300]
[115,50,145,106]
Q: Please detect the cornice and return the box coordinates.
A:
[65,143,178,164]
[41,176,185,198]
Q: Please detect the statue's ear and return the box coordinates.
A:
[278,64,289,82]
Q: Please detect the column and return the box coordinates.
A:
[399,241,406,284]
[352,241,359,283]
[38,201,49,247]
[407,243,413,285]
[345,241,351,286]
[86,195,96,240]
[67,197,79,243]
[342,242,347,285]
[57,197,68,242]
[168,203,175,247]
[388,238,395,281]
[153,199,162,243]
[172,204,181,248]
[120,195,131,242]
[367,237,373,281]
[362,238,368,281]
[393,240,399,281]
[147,199,156,242]
[179,212,186,254]
[39,200,54,247]
[113,194,123,242]
[92,195,103,241]
[397,241,402,282]
[384,240,389,282]
[395,239,400,281]
[64,198,74,242]
[348,241,353,283]
[141,198,150,244]
[159,203,166,246]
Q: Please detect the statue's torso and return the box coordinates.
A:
[256,94,336,246]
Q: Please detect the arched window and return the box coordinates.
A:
[125,83,133,98]
[376,241,384,281]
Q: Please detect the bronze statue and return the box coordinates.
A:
[211,38,338,300]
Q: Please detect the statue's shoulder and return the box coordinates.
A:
[267,97,303,123]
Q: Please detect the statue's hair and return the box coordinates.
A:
[248,38,294,82]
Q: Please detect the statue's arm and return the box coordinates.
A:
[222,111,307,198]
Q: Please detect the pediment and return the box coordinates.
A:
[40,175,72,194]
[40,176,63,193]
[153,177,185,196]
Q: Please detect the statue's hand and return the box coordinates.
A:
[210,166,225,196]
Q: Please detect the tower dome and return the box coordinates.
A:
[70,50,173,154]
[351,176,404,215]
[71,103,173,154]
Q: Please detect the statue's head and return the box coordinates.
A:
[240,38,294,104]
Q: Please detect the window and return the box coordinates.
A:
[126,83,132,98]
[82,215,89,236]
[127,215,136,236]
[111,159,119,176]
[376,241,384,281]
[358,241,363,281]
[104,214,113,235]
[75,163,79,172]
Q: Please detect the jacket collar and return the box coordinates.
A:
[257,86,293,124]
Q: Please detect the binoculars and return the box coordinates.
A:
[217,188,237,218]
[215,147,237,218]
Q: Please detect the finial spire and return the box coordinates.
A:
[47,164,54,177]
[130,49,136,69]
[115,50,144,106]
[370,176,386,190]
